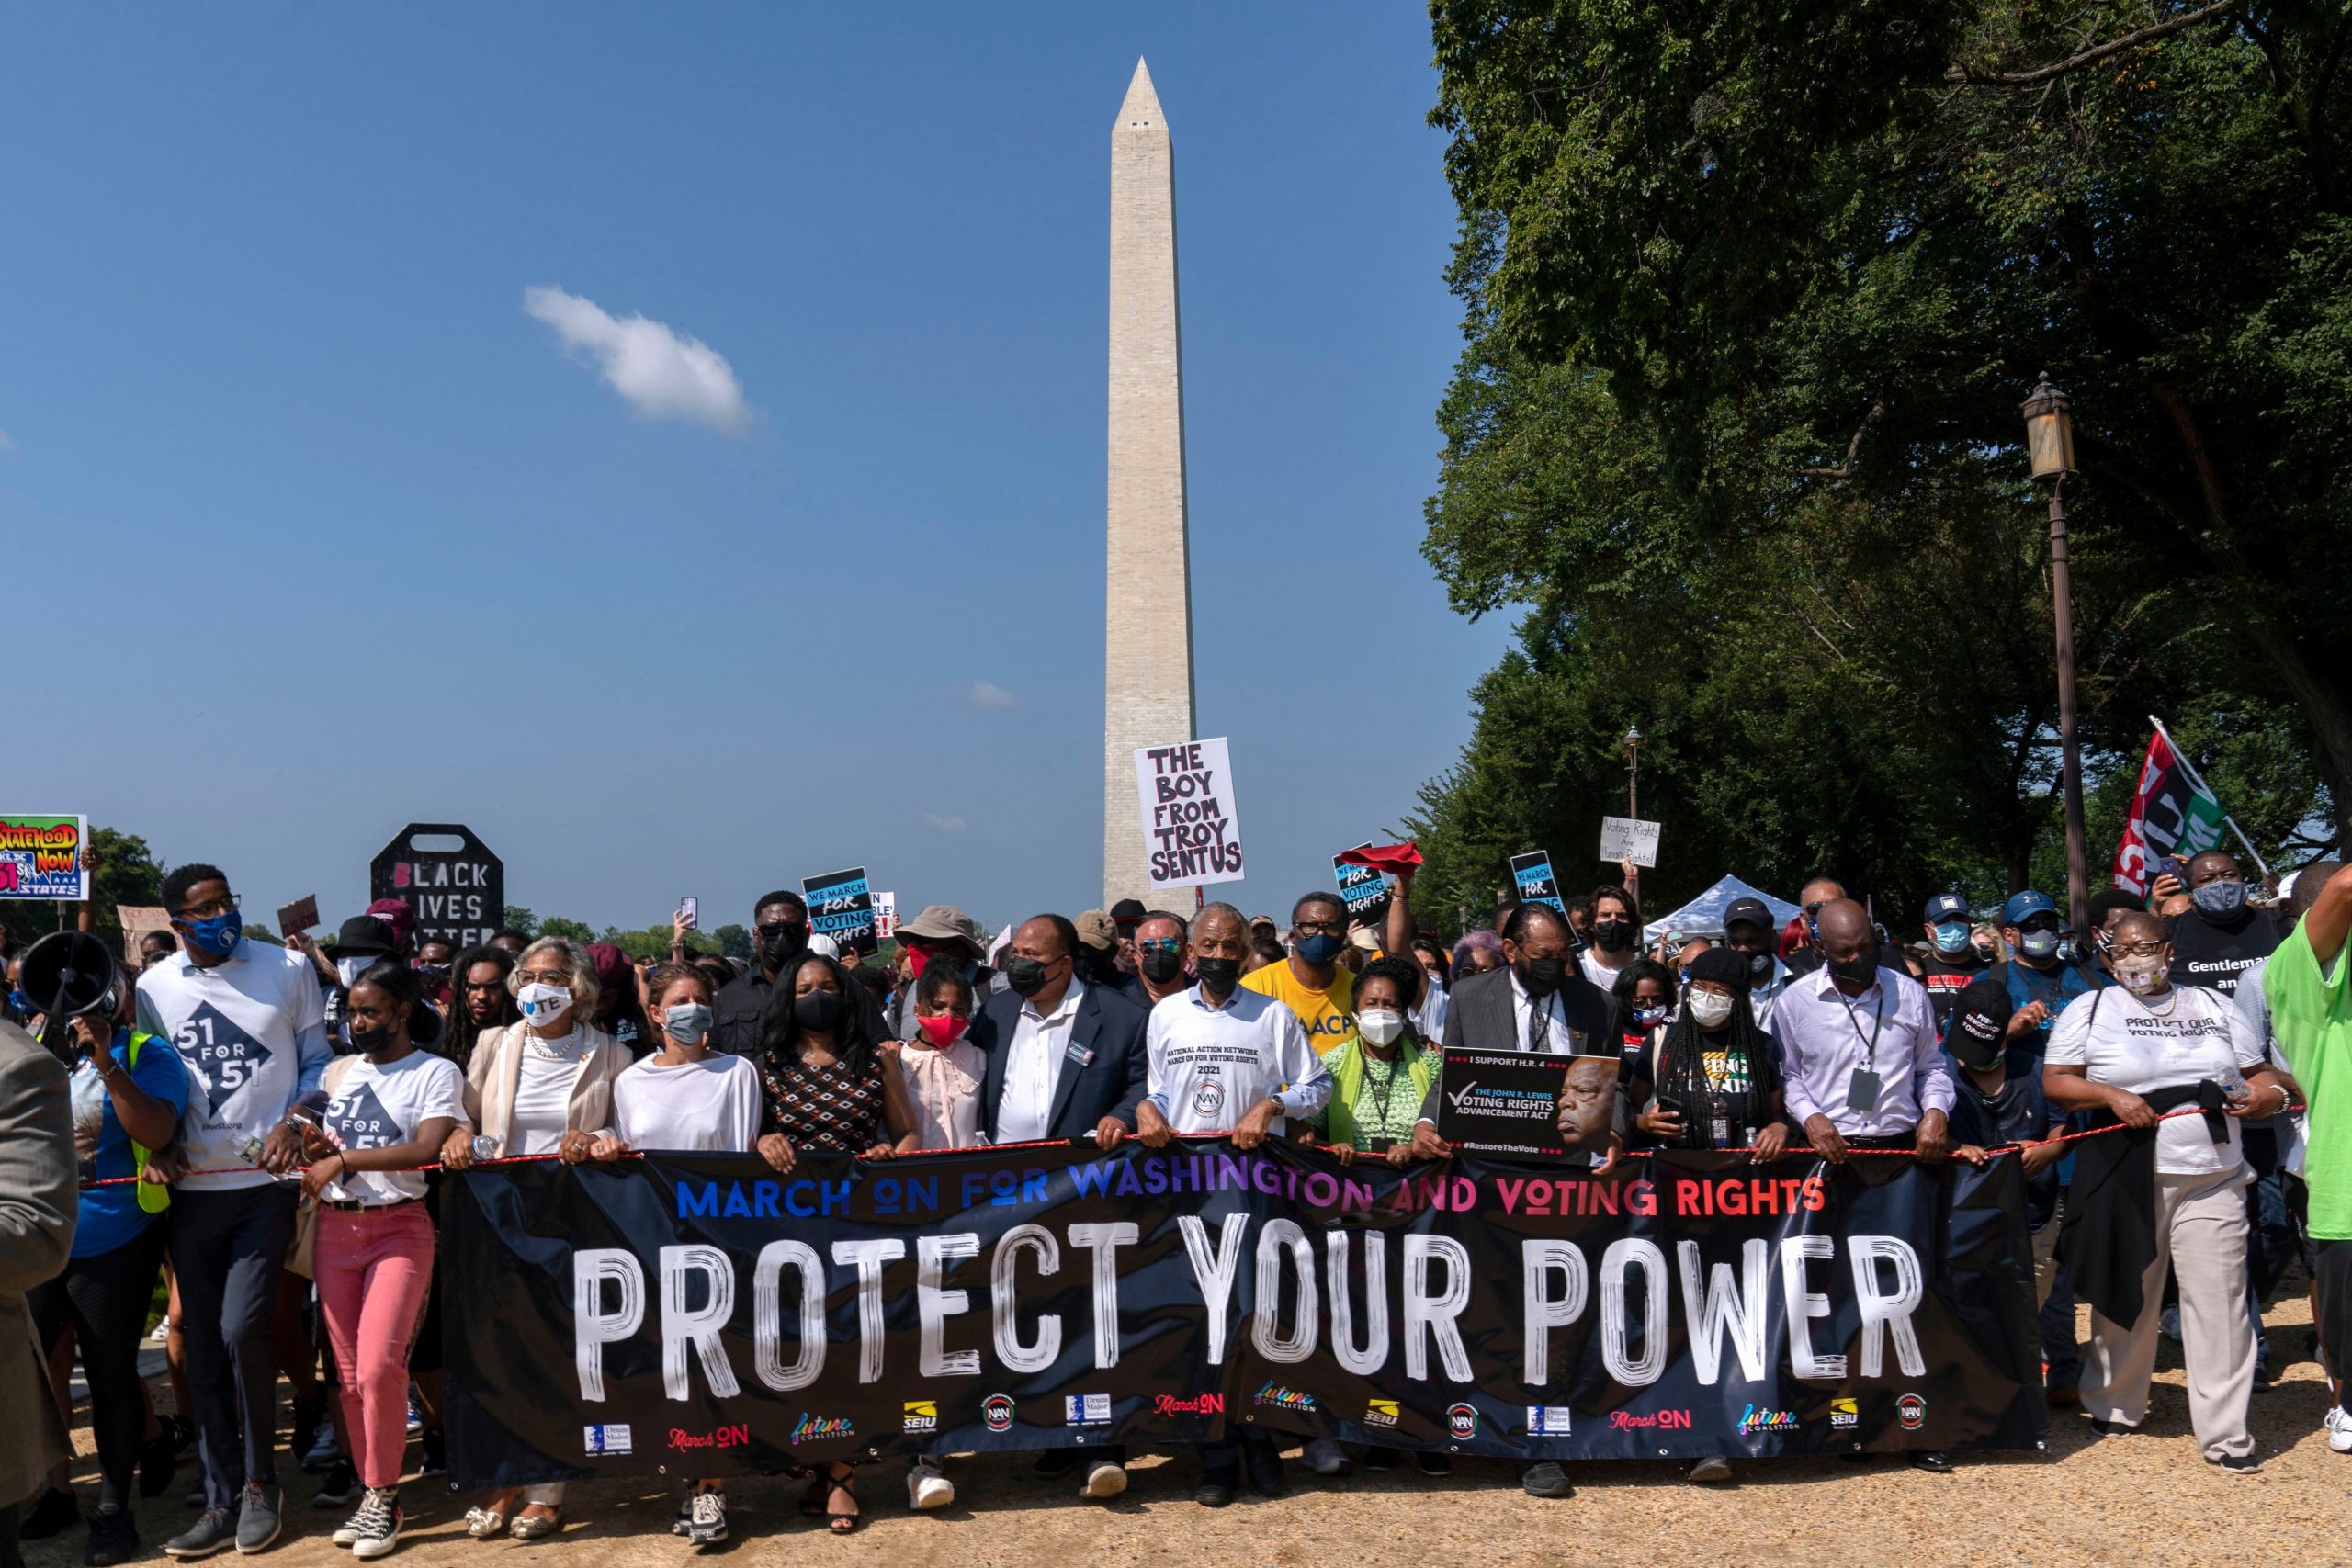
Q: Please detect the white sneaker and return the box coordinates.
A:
[1081,1459,1127,1499]
[2325,1405,2352,1454]
[684,1490,727,1545]
[907,1463,954,1512]
[350,1490,402,1560]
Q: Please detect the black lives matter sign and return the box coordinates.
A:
[371,824,503,953]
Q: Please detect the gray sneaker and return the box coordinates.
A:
[234,1484,284,1554]
[164,1508,239,1560]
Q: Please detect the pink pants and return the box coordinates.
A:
[316,1203,435,1489]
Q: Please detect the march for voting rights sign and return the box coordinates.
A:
[0,814,88,900]
[1135,739,1245,889]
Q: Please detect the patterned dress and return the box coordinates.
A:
[755,1049,888,1152]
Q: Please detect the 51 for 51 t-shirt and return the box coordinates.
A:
[137,939,330,1191]
[322,1050,465,1205]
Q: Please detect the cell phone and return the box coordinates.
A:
[680,897,698,930]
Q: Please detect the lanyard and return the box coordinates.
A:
[1838,984,1887,1072]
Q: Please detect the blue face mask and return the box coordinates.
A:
[6,988,28,1018]
[1295,932,1345,966]
[185,908,243,957]
[1932,920,1973,955]
[1632,1005,1668,1028]
[2191,878,2246,918]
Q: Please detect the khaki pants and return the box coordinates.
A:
[2082,1168,2256,1460]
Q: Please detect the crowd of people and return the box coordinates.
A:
[2,844,2347,1560]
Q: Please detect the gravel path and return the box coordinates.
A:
[25,1295,2348,1568]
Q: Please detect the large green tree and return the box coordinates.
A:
[1413,0,2346,927]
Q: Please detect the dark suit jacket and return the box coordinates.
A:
[976,981,1149,1141]
[1414,964,1615,1127]
[0,1021,75,1499]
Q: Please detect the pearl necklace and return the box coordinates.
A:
[525,1027,582,1061]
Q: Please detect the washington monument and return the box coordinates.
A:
[1102,58,1197,908]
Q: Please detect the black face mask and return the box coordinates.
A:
[1193,956,1242,993]
[759,921,808,970]
[1828,943,1881,988]
[1001,956,1054,998]
[347,1025,388,1053]
[1747,951,1774,982]
[1592,920,1634,953]
[793,990,845,1032]
[1138,946,1185,984]
[1518,954,1567,997]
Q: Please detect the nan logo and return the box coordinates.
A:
[582,1424,632,1457]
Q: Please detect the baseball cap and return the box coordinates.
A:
[322,916,398,961]
[2002,890,2058,927]
[1723,897,1772,933]
[1923,892,1972,925]
[1945,976,2015,1072]
[1075,910,1116,953]
[1109,899,1148,929]
[365,897,415,945]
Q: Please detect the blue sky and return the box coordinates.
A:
[4,4,1511,936]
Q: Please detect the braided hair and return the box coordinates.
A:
[1646,951,1781,1150]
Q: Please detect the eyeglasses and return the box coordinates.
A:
[1294,919,1345,936]
[1139,939,1182,954]
[516,968,571,986]
[179,894,240,919]
[2109,942,2167,960]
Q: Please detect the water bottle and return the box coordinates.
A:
[469,1134,503,1163]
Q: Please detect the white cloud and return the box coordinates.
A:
[921,813,968,833]
[967,681,1017,709]
[522,285,751,434]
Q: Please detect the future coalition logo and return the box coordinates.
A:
[1252,1382,1316,1413]
[1736,1405,1799,1436]
[788,1413,854,1446]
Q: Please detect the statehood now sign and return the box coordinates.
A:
[440,1142,2045,1488]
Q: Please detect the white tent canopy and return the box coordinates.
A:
[1642,874,1800,941]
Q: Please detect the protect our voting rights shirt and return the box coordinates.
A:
[137,939,330,1191]
[1146,983,1332,1135]
[321,1051,464,1205]
[2046,982,2265,1177]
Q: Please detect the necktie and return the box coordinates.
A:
[1526,991,1548,1054]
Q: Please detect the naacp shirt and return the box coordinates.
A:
[137,939,330,1191]
[1240,959,1355,1048]
[321,1050,464,1204]
[1146,983,1331,1135]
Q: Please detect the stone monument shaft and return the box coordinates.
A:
[1103,58,1196,908]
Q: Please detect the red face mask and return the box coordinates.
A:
[916,1013,963,1049]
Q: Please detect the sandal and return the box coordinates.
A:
[510,1506,562,1540]
[824,1473,860,1535]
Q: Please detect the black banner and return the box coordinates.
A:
[441,1142,2045,1486]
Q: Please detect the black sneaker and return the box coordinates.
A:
[1520,1461,1575,1499]
[1413,1450,1452,1476]
[2087,1417,2136,1438]
[234,1483,284,1553]
[1193,1469,1238,1508]
[312,1459,357,1508]
[165,1508,240,1561]
[1241,1435,1285,1498]
[1362,1446,1400,1472]
[418,1428,447,1478]
[20,1487,82,1540]
[2209,1451,2264,1475]
[86,1505,140,1568]
[142,1422,181,1497]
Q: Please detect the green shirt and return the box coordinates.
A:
[2267,924,2352,1239]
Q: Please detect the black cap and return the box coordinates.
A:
[1723,897,1772,933]
[1946,976,2014,1072]
[1924,892,1972,925]
[1109,898,1148,927]
[322,916,398,960]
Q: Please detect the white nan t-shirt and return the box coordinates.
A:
[322,1051,464,1204]
[2046,983,2265,1177]
[613,1055,762,1153]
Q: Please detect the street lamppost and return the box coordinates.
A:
[1623,725,1642,820]
[2021,372,2089,931]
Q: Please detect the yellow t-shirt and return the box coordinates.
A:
[1242,960,1356,1048]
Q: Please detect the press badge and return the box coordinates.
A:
[1847,1067,1883,1114]
[1065,1043,1094,1066]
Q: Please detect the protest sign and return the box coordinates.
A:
[1334,844,1390,927]
[1134,738,1244,888]
[803,867,876,951]
[371,824,504,953]
[0,814,87,900]
[1510,851,1563,912]
[441,1140,2044,1489]
[872,891,898,942]
[1434,1049,1599,1159]
[1600,817,1662,869]
[118,906,171,967]
[276,895,320,937]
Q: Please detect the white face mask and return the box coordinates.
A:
[1356,1009,1408,1047]
[516,982,573,1027]
[2116,955,2170,997]
[334,954,374,988]
[1685,988,1737,1029]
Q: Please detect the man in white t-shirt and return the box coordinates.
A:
[1136,903,1329,1509]
[136,863,328,1557]
[2044,909,2285,1472]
